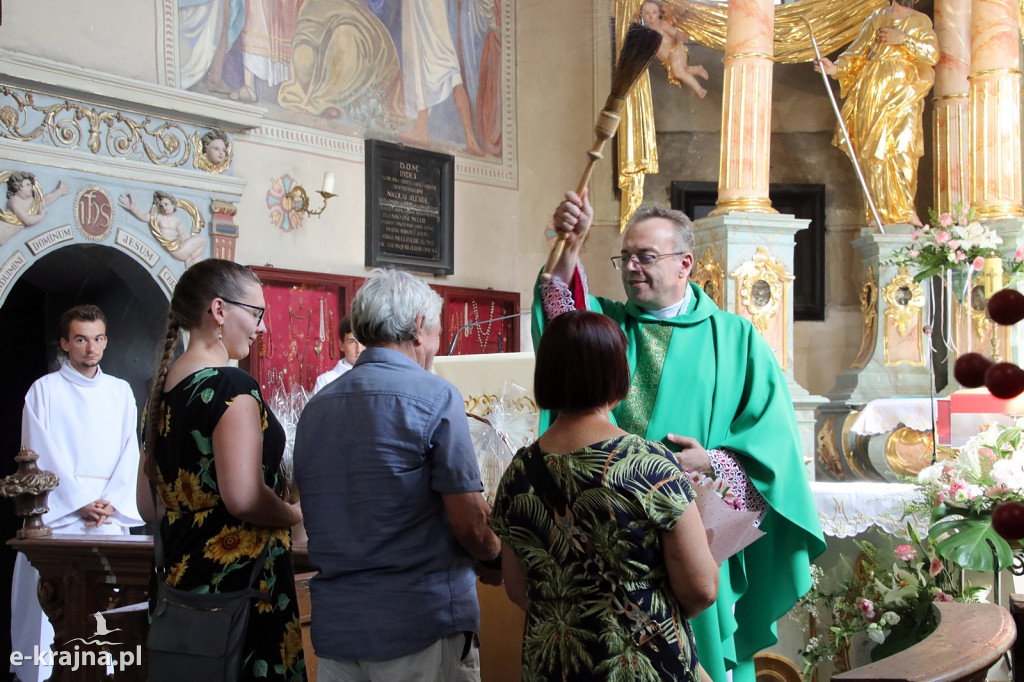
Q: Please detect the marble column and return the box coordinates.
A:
[710,0,776,215]
[933,0,971,214]
[968,0,1023,220]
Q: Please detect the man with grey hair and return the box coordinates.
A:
[294,268,500,682]
[533,191,824,682]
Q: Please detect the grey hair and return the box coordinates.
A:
[350,269,442,346]
[626,205,695,254]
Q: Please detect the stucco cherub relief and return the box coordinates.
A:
[119,190,207,266]
[0,171,70,246]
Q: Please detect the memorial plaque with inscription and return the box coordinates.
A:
[366,140,454,275]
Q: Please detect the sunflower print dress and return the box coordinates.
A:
[491,434,699,682]
[152,367,306,681]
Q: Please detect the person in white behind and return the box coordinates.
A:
[312,314,364,395]
[10,304,143,682]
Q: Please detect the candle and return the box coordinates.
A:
[322,172,335,195]
[984,257,1004,300]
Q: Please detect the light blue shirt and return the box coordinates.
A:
[294,347,483,660]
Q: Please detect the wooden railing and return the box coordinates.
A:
[8,534,151,682]
[9,535,524,682]
[833,601,1015,682]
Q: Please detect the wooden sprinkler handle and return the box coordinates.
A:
[541,102,624,281]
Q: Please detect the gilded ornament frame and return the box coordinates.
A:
[881,266,925,366]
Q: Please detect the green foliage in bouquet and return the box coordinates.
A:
[915,421,1024,571]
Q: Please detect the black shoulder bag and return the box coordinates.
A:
[146,485,270,682]
[522,442,696,682]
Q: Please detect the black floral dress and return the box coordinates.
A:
[491,434,698,682]
[152,367,306,681]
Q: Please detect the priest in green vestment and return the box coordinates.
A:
[533,190,825,682]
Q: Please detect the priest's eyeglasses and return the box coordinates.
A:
[222,298,266,325]
[610,252,686,270]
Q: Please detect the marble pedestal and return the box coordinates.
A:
[817,226,937,482]
[692,212,828,479]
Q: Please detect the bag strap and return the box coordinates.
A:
[522,443,695,681]
[150,482,271,597]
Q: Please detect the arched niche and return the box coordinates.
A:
[0,242,169,465]
[0,242,170,655]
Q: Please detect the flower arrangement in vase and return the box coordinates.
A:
[797,524,978,679]
[887,204,1002,283]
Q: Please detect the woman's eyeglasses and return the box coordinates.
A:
[222,298,266,325]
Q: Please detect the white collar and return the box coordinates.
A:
[645,285,692,320]
[59,361,103,387]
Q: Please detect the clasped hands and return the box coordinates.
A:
[77,499,115,527]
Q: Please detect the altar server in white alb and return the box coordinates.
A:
[312,314,364,395]
[10,304,143,682]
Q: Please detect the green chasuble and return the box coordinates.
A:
[532,278,826,682]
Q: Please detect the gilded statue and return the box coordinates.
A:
[816,0,937,227]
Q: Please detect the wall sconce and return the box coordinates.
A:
[292,172,337,217]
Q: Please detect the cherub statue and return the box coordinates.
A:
[641,0,709,99]
[194,129,231,174]
[0,171,70,246]
[119,191,207,266]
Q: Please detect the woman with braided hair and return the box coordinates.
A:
[136,258,306,681]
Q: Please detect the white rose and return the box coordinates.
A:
[991,456,1024,490]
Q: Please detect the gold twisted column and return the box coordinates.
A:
[933,0,971,214]
[710,0,777,216]
[968,0,1023,220]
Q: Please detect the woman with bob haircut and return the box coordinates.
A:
[491,310,719,681]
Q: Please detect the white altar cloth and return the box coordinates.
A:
[812,481,928,538]
[849,397,936,436]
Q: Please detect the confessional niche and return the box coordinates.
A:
[0,242,169,673]
[0,242,169,458]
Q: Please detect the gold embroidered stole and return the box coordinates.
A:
[614,322,673,437]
